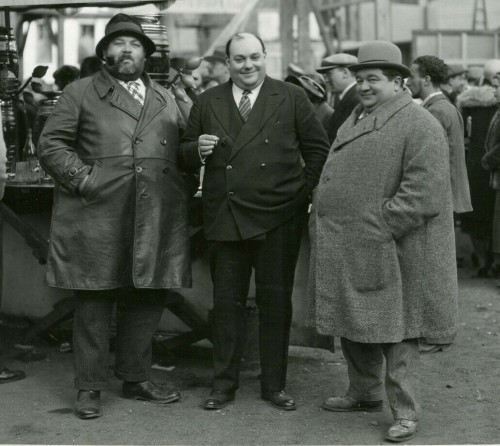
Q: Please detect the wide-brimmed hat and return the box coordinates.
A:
[348,41,410,77]
[95,14,156,59]
[204,46,227,64]
[316,53,358,73]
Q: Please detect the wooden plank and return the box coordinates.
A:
[309,0,335,56]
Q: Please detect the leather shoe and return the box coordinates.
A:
[74,390,101,419]
[385,419,418,442]
[323,395,383,412]
[122,381,180,404]
[203,390,235,410]
[261,390,296,411]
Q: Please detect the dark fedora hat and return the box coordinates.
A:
[204,46,227,64]
[95,13,156,59]
[348,41,410,77]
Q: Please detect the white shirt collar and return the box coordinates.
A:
[232,80,264,108]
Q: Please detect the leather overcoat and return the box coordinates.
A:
[38,69,192,290]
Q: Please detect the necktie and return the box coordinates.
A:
[238,90,252,121]
[126,81,144,106]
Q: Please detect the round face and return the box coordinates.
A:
[103,35,145,77]
[227,34,267,90]
[355,68,402,114]
[323,67,349,94]
[406,63,425,99]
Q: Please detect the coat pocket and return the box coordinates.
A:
[345,237,398,292]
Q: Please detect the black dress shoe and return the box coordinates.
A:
[74,390,101,419]
[203,390,235,410]
[261,390,296,411]
[122,381,180,404]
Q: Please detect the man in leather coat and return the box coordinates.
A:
[39,14,191,419]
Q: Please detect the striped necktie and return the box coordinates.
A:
[238,90,252,121]
[126,80,144,106]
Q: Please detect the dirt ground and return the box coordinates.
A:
[0,254,499,444]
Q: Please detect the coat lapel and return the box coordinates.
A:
[209,82,243,142]
[229,77,284,161]
[135,76,168,136]
[333,92,412,151]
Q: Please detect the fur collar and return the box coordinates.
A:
[457,86,496,109]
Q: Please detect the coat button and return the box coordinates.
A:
[134,138,140,145]
[160,139,167,145]
[260,163,266,169]
[136,166,143,173]
[226,165,232,170]
[265,138,269,144]
[228,191,234,197]
[68,167,78,176]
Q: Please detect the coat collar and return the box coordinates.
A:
[333,91,412,151]
[422,92,446,109]
[93,68,168,131]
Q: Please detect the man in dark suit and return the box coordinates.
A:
[180,33,329,411]
[316,53,360,144]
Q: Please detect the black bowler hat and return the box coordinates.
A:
[95,13,156,59]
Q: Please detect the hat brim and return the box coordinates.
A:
[96,30,156,59]
[204,55,227,64]
[347,61,410,78]
[316,64,340,73]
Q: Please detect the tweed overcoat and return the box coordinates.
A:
[38,68,192,290]
[423,93,472,213]
[307,92,458,343]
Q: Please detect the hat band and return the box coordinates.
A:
[359,59,400,64]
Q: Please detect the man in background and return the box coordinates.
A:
[316,53,359,144]
[441,64,468,106]
[407,55,472,353]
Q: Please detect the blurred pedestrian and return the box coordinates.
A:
[316,53,359,144]
[441,64,468,106]
[481,72,500,275]
[0,107,27,385]
[204,46,230,86]
[39,13,190,419]
[80,56,103,78]
[458,59,500,276]
[284,74,333,131]
[53,65,80,91]
[308,41,457,443]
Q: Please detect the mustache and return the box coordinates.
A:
[105,54,133,66]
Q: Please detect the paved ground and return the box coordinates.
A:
[0,259,499,445]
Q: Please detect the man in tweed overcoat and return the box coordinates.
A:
[308,41,458,443]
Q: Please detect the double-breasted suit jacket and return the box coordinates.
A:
[180,76,330,240]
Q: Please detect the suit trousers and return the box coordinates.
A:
[73,288,165,390]
[209,209,306,393]
[341,337,421,421]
